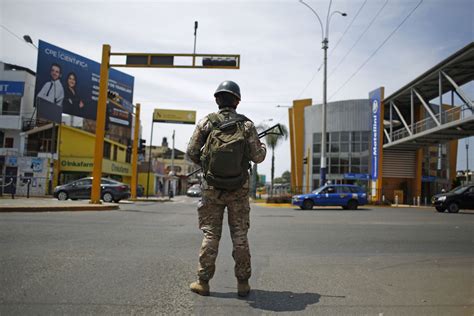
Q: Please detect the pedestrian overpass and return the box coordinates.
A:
[383,42,474,151]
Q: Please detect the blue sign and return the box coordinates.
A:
[343,173,370,180]
[369,88,382,180]
[35,40,134,126]
[422,175,437,182]
[0,81,25,96]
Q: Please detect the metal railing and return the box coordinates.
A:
[389,105,467,143]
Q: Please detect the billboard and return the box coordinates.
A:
[34,40,134,126]
[153,109,196,124]
[369,88,382,180]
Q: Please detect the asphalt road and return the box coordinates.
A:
[0,197,473,315]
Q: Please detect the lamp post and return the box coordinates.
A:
[299,0,346,186]
[23,35,38,49]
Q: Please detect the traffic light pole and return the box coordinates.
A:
[146,120,154,198]
[91,44,110,204]
[130,103,140,200]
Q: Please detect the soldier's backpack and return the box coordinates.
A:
[201,112,250,190]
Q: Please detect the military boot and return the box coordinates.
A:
[190,279,210,296]
[237,279,250,297]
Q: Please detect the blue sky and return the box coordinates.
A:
[1,0,473,178]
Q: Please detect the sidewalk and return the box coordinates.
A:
[0,196,119,212]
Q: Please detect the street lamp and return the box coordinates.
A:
[23,35,38,49]
[299,0,346,186]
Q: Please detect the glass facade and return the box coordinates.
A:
[312,131,370,179]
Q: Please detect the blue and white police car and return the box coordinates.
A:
[292,184,368,210]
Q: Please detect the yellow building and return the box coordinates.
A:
[58,124,132,185]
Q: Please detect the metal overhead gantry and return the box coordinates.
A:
[90,46,240,204]
[383,42,474,151]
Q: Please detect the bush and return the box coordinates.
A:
[266,195,292,204]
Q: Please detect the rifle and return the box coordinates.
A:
[186,123,284,178]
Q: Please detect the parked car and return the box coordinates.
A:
[432,184,474,213]
[292,184,368,210]
[186,184,202,197]
[53,177,130,203]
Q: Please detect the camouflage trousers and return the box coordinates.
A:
[196,187,251,281]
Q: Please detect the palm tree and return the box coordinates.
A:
[257,123,288,196]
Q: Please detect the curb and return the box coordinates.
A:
[0,205,119,213]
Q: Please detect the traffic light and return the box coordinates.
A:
[202,57,237,67]
[107,90,120,102]
[139,139,146,154]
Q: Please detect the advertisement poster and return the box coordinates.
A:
[34,40,134,126]
[369,88,382,180]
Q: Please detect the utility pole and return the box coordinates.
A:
[170,130,176,197]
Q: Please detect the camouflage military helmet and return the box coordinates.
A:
[214,80,241,101]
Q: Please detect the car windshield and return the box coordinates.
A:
[311,186,327,194]
[450,186,468,194]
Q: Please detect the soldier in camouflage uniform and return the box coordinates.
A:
[186,81,267,297]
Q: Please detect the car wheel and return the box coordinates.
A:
[302,199,314,210]
[102,192,114,203]
[447,202,460,213]
[57,191,68,201]
[435,206,445,212]
[347,200,358,210]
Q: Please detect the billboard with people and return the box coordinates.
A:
[34,40,134,126]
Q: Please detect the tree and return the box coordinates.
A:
[257,123,289,196]
[281,170,291,183]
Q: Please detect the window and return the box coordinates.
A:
[349,186,361,193]
[113,145,118,161]
[0,131,4,147]
[103,141,111,159]
[340,143,349,152]
[340,165,349,173]
[5,137,14,148]
[1,95,21,115]
[126,150,131,163]
[313,143,321,153]
[352,142,361,152]
[337,186,352,193]
[313,156,320,167]
[341,132,350,142]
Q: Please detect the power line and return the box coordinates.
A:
[328,0,389,79]
[329,0,424,100]
[0,24,25,43]
[296,0,368,99]
[329,0,368,58]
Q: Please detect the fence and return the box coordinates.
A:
[0,175,50,198]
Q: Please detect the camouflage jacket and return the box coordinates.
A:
[186,107,267,189]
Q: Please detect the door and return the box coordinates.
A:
[462,186,474,209]
[4,167,17,194]
[76,178,93,198]
[325,186,340,206]
[336,186,352,206]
